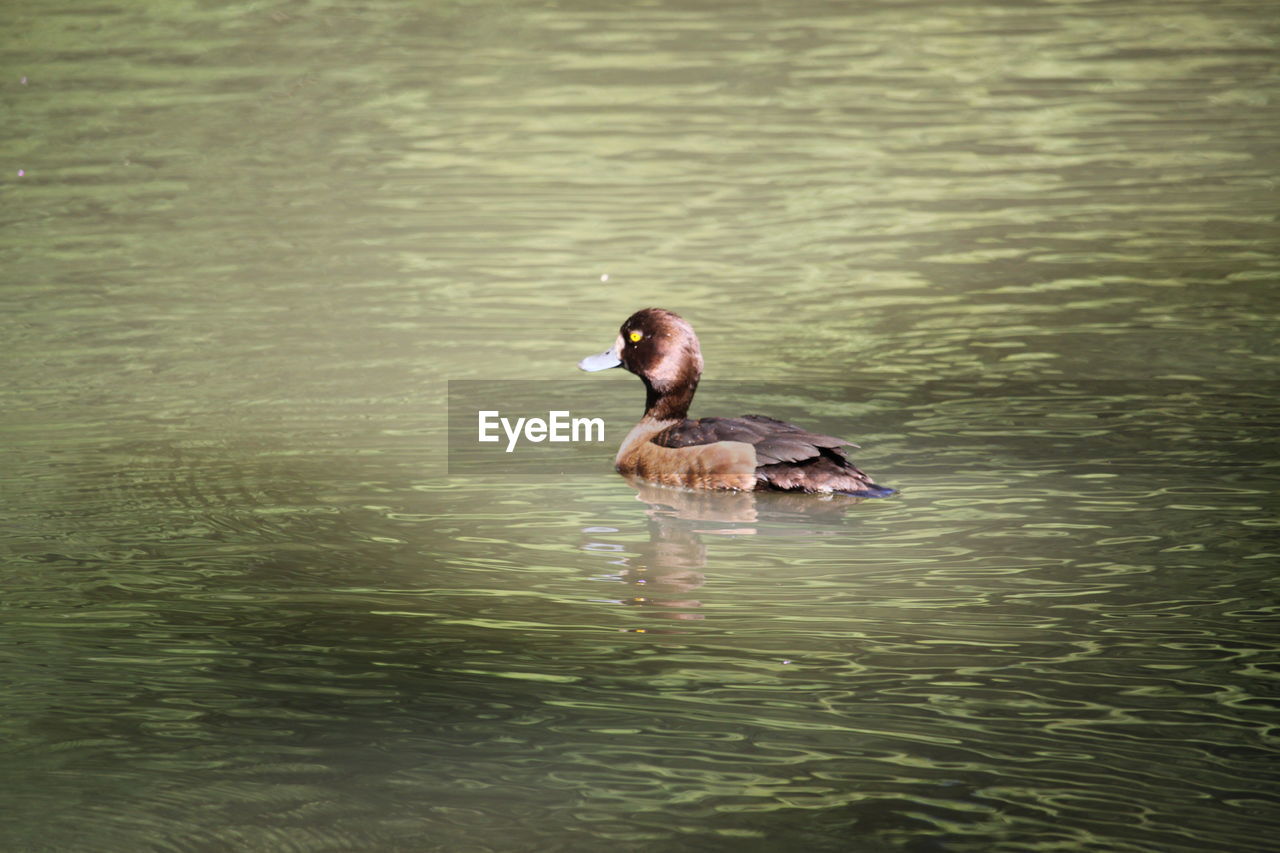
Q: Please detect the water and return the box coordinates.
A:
[3,0,1278,850]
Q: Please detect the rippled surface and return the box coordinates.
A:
[3,0,1278,850]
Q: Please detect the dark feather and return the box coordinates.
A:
[650,414,890,495]
[652,415,853,453]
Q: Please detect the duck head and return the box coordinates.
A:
[579,308,703,420]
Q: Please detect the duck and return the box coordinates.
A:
[578,308,895,497]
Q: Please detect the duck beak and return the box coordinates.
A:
[578,342,622,372]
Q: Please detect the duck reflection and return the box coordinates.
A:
[583,477,868,627]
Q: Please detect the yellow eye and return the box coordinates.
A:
[629,331,643,342]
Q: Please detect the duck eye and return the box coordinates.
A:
[629,331,643,343]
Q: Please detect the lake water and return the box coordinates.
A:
[3,1,1278,851]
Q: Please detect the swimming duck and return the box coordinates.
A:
[578,308,895,497]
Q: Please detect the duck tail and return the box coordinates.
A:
[834,485,897,499]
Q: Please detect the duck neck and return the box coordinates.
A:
[643,376,698,421]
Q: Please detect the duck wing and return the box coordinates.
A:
[650,414,856,465]
[651,414,892,496]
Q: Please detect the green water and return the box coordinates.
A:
[3,1,1278,851]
